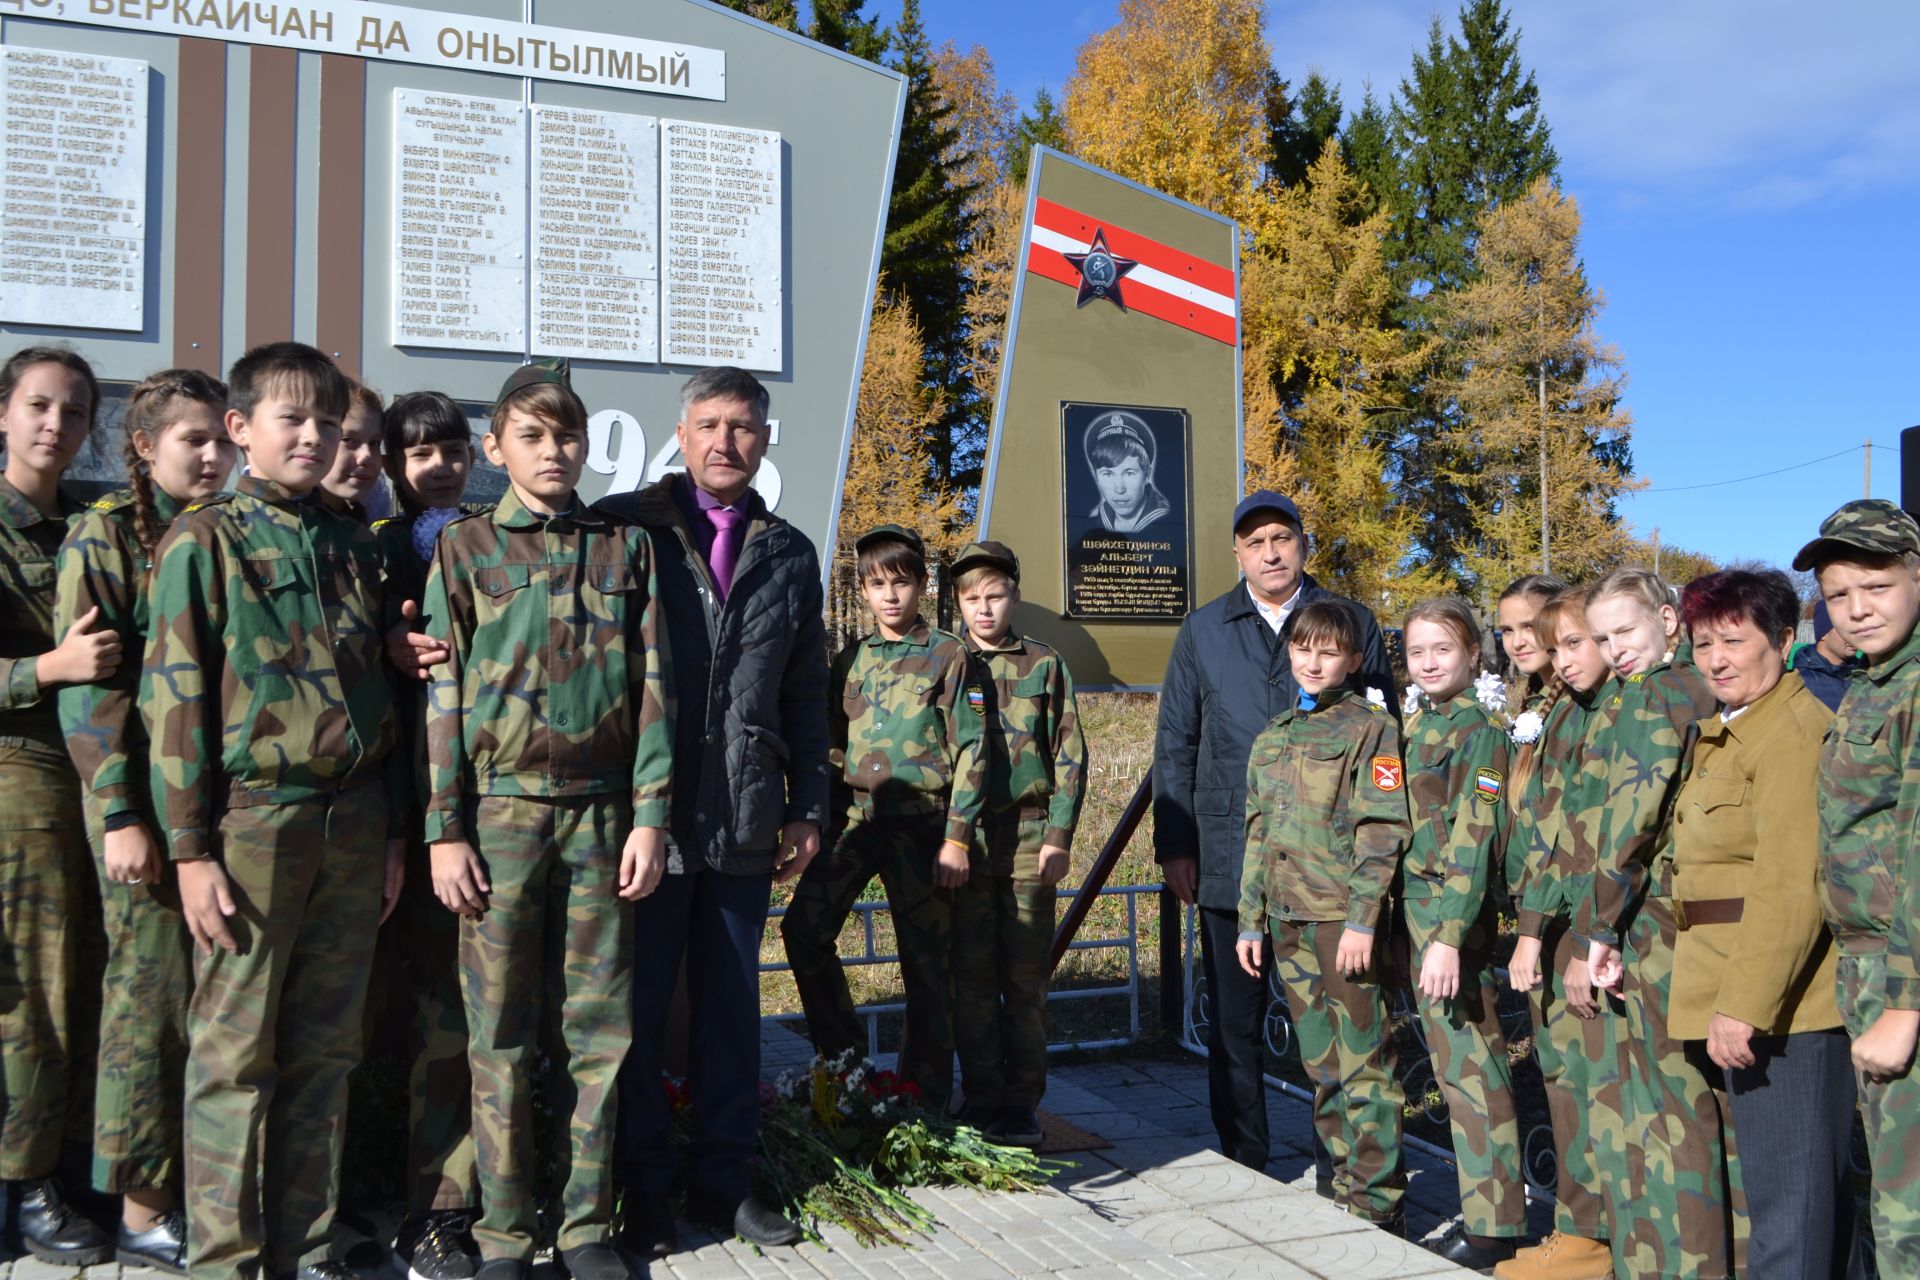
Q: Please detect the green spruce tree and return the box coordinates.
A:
[1008,86,1066,186]
[882,0,980,492]
[1265,70,1343,189]
[808,0,886,60]
[710,0,798,30]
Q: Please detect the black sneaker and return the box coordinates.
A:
[559,1242,631,1280]
[117,1206,189,1274]
[11,1177,115,1267]
[293,1261,358,1280]
[990,1107,1044,1148]
[404,1210,479,1280]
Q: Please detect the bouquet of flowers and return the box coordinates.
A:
[666,1051,1062,1249]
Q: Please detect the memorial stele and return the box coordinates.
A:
[978,146,1243,690]
[0,0,904,569]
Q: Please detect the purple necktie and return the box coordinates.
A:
[707,505,744,599]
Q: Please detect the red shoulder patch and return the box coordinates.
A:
[1371,756,1404,792]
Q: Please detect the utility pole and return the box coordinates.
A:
[1539,344,1550,574]
[1866,438,1873,498]
[1652,525,1661,576]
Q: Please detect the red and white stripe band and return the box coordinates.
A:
[1024,197,1238,346]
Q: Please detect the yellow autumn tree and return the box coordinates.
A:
[1060,0,1271,222]
[1244,142,1446,610]
[1434,177,1640,591]
[833,288,968,631]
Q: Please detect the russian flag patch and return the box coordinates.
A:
[1474,767,1504,805]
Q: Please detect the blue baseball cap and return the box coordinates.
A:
[1232,490,1301,534]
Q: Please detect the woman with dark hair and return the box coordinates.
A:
[1669,568,1855,1279]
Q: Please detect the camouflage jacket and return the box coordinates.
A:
[1401,690,1511,947]
[1818,624,1920,1009]
[421,489,674,843]
[1238,689,1411,934]
[0,473,82,753]
[965,630,1087,849]
[1513,686,1597,938]
[53,488,179,827]
[1587,655,1716,947]
[141,474,405,860]
[829,618,985,847]
[372,504,494,628]
[1501,683,1554,897]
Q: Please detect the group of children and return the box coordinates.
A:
[1225,549,1918,1280]
[0,339,1093,1280]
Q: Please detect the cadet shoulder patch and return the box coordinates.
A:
[371,516,401,531]
[181,493,233,514]
[1627,673,1646,684]
[1371,756,1404,792]
[1474,767,1503,805]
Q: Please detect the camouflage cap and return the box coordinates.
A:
[496,356,571,405]
[1792,498,1920,571]
[951,539,1020,585]
[854,523,925,559]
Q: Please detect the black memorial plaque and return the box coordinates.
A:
[1061,402,1193,621]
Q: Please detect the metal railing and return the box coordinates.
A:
[761,882,1156,1058]
[1174,903,1558,1194]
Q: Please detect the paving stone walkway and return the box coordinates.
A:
[1,1025,1550,1280]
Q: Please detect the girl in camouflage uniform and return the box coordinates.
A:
[0,345,120,1268]
[1582,568,1731,1280]
[368,391,484,1280]
[53,368,236,1273]
[1398,598,1525,1270]
[1500,590,1617,1280]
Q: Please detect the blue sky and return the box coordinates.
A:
[832,1,1920,571]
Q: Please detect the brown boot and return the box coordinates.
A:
[1493,1231,1612,1280]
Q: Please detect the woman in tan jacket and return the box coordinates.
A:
[1669,568,1855,1279]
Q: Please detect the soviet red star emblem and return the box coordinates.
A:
[1063,227,1138,310]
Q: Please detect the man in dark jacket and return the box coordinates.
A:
[1790,598,1862,711]
[599,367,831,1253]
[1153,491,1392,1172]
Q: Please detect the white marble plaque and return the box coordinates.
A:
[660,120,781,372]
[392,89,526,353]
[0,48,148,332]
[531,106,658,364]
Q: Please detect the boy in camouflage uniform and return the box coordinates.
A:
[1582,571,1731,1280]
[421,360,672,1280]
[782,525,985,1113]
[140,342,410,1280]
[1796,498,1920,1275]
[949,541,1086,1147]
[1233,601,1411,1227]
[1398,599,1524,1269]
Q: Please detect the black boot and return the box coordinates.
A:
[12,1178,115,1267]
[559,1242,632,1280]
[616,1192,677,1260]
[1430,1223,1518,1270]
[117,1206,189,1274]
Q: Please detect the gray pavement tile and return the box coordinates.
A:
[1194,1193,1373,1246]
[1280,1231,1475,1279]
[1164,1245,1320,1279]
[1120,1208,1255,1255]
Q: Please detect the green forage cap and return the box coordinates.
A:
[855,524,925,559]
[1792,498,1920,570]
[496,357,571,405]
[951,540,1020,584]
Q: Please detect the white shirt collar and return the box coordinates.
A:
[1251,583,1304,634]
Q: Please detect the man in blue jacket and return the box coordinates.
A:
[1153,491,1393,1172]
[599,368,831,1255]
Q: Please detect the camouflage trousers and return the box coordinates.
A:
[952,812,1056,1111]
[1614,896,1738,1280]
[1269,919,1404,1221]
[0,741,102,1182]
[1838,950,1920,1275]
[783,812,954,1112]
[462,794,633,1261]
[1526,923,1617,1242]
[1402,898,1526,1239]
[358,843,477,1213]
[87,816,193,1194]
[185,786,386,1280]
